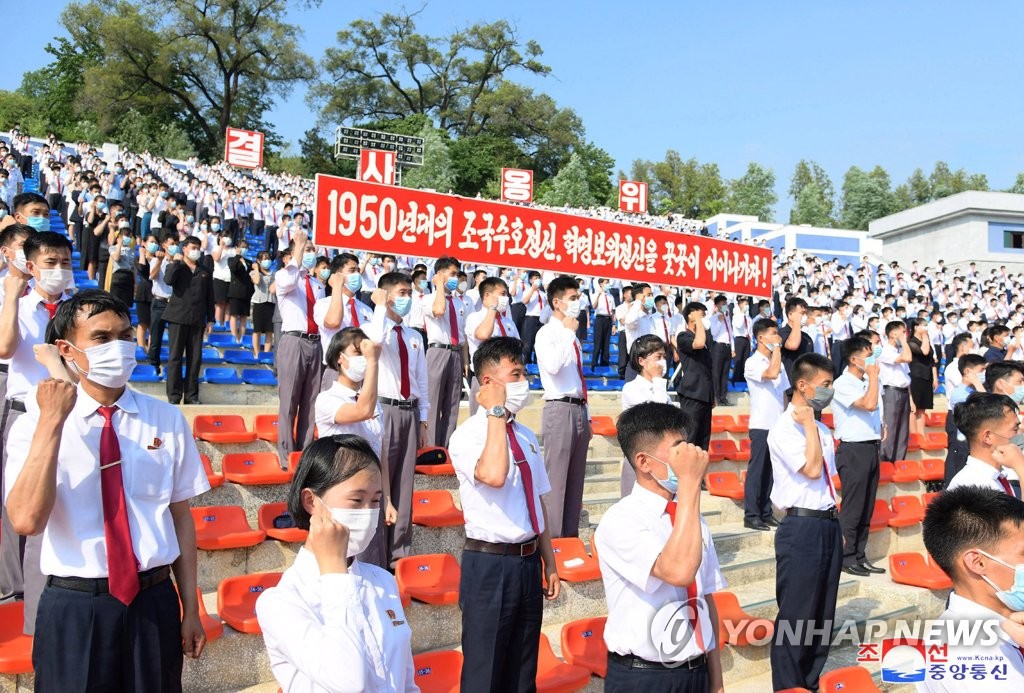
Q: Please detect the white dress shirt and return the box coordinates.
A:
[944,359,963,400]
[623,302,655,350]
[522,282,545,317]
[832,369,883,442]
[744,350,789,431]
[732,311,753,339]
[593,290,616,317]
[255,548,416,693]
[407,289,428,331]
[5,289,60,402]
[4,385,210,577]
[465,307,520,357]
[363,305,429,422]
[420,292,465,346]
[653,312,675,348]
[276,262,325,332]
[313,294,374,361]
[449,410,551,543]
[768,405,839,512]
[595,483,726,662]
[947,456,1013,493]
[314,383,384,457]
[151,258,172,299]
[620,376,671,410]
[535,320,586,400]
[917,592,1024,692]
[830,314,853,341]
[879,343,911,388]
[709,310,733,345]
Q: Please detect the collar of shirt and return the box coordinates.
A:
[73,385,140,419]
[944,592,1022,650]
[963,456,1005,481]
[626,482,673,519]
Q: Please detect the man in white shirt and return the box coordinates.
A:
[595,402,725,689]
[462,268,486,313]
[591,278,616,369]
[535,275,593,538]
[450,336,559,691]
[919,487,1024,691]
[743,318,788,531]
[830,301,854,377]
[421,256,466,449]
[519,270,545,365]
[6,290,208,687]
[709,295,734,405]
[313,253,373,389]
[731,296,754,385]
[879,320,913,463]
[465,277,519,415]
[948,392,1024,494]
[832,336,886,577]
[768,353,842,692]
[614,286,634,380]
[623,283,656,382]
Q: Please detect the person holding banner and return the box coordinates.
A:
[535,275,593,538]
[465,276,519,415]
[422,256,466,449]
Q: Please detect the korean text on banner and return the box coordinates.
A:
[313,174,772,297]
[224,127,264,169]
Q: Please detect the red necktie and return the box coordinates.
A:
[536,285,543,311]
[496,314,507,336]
[43,302,59,319]
[662,317,670,342]
[304,275,318,334]
[349,297,360,327]
[603,294,611,314]
[573,342,588,401]
[665,501,705,651]
[507,421,540,536]
[394,326,410,399]
[998,475,1014,496]
[97,406,139,605]
[447,297,459,346]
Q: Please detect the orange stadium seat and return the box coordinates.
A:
[395,554,460,608]
[711,415,735,434]
[0,602,33,674]
[411,490,464,527]
[258,502,308,543]
[709,591,774,648]
[177,586,224,644]
[710,439,749,462]
[560,617,607,677]
[878,461,895,485]
[889,552,953,590]
[218,572,282,634]
[590,415,618,437]
[908,432,923,452]
[192,506,267,550]
[888,496,925,528]
[920,458,944,482]
[550,538,601,582]
[415,447,456,476]
[200,454,224,488]
[288,451,302,473]
[192,415,258,443]
[706,472,744,500]
[413,650,463,693]
[221,452,293,485]
[923,431,947,450]
[892,460,923,483]
[253,414,280,443]
[923,491,940,506]
[708,439,732,463]
[869,500,895,532]
[925,411,947,429]
[725,415,748,433]
[819,665,882,692]
[536,634,591,693]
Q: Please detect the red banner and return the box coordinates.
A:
[313,174,772,297]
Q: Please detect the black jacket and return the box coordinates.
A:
[675,329,714,403]
[228,256,256,301]
[163,259,215,326]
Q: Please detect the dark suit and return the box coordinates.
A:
[777,325,814,384]
[675,329,714,450]
[227,255,256,315]
[163,259,215,404]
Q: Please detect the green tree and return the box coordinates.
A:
[17,36,102,135]
[448,135,523,197]
[788,159,834,224]
[631,151,726,217]
[840,165,896,230]
[928,161,989,199]
[540,152,594,207]
[725,162,777,220]
[792,179,833,227]
[298,128,352,178]
[905,168,932,205]
[403,123,457,192]
[574,142,614,205]
[1008,173,1024,194]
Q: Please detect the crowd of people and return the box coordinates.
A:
[0,126,1021,691]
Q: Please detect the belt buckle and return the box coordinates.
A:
[519,540,534,557]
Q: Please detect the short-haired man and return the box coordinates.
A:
[983,362,1024,496]
[623,283,656,382]
[832,336,885,576]
[944,354,989,486]
[314,252,373,389]
[879,320,913,462]
[163,236,215,405]
[949,392,1024,494]
[518,270,545,364]
[591,278,616,369]
[743,317,788,531]
[675,302,714,450]
[449,336,559,690]
[422,256,466,448]
[777,297,812,382]
[920,487,1024,690]
[595,402,725,690]
[465,276,519,414]
[731,296,753,385]
[768,353,842,691]
[708,294,734,405]
[2,192,50,233]
[984,324,1017,362]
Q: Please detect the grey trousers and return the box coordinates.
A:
[276,334,322,463]
[380,403,419,568]
[426,346,462,449]
[880,386,910,462]
[541,400,592,538]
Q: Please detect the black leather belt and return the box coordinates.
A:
[8,399,25,413]
[0,363,7,374]
[883,385,908,391]
[609,650,708,671]
[549,396,587,406]
[786,507,839,520]
[283,331,321,341]
[429,343,460,351]
[46,565,170,594]
[379,396,418,410]
[464,537,538,557]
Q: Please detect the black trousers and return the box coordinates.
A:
[743,429,772,523]
[460,549,542,693]
[592,315,612,367]
[836,440,880,566]
[710,342,730,402]
[605,656,709,693]
[510,302,526,336]
[575,309,589,345]
[617,331,628,379]
[166,321,204,404]
[147,298,169,366]
[731,336,751,383]
[831,339,846,378]
[263,224,279,256]
[521,316,542,364]
[677,396,712,451]
[33,578,183,693]
[223,218,240,244]
[771,515,842,692]
[943,412,968,488]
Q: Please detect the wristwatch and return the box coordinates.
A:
[485,405,507,419]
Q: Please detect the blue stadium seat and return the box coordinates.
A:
[207,333,239,348]
[525,364,540,376]
[135,346,148,361]
[528,377,543,391]
[588,366,617,377]
[202,347,225,364]
[223,349,257,365]
[256,352,275,365]
[204,367,243,385]
[241,369,277,386]
[129,364,161,383]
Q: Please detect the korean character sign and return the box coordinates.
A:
[223,127,264,169]
[313,173,773,298]
[500,168,534,203]
[358,149,396,186]
[619,180,648,214]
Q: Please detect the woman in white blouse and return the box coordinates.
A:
[255,435,418,692]
[619,334,671,495]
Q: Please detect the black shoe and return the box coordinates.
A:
[744,519,771,531]
[762,517,780,528]
[860,562,886,574]
[842,564,871,577]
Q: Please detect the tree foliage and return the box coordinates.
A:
[402,123,457,193]
[725,162,777,221]
[629,151,726,217]
[840,165,896,230]
[540,152,594,207]
[789,159,835,225]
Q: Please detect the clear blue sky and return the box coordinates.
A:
[4,1,1024,219]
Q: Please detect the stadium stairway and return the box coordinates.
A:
[0,388,944,692]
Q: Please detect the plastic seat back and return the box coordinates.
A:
[220,572,282,634]
[394,554,461,607]
[413,650,463,693]
[560,617,607,677]
[193,414,255,442]
[0,601,33,674]
[191,505,266,550]
[257,502,308,543]
[221,452,293,485]
[253,414,279,442]
[819,665,881,692]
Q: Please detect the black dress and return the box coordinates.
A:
[908,337,936,410]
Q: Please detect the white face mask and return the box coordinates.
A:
[564,299,581,319]
[496,295,510,312]
[186,249,201,262]
[37,268,74,296]
[12,248,28,274]
[322,505,379,558]
[68,340,137,388]
[341,354,368,383]
[655,358,667,376]
[504,378,533,414]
